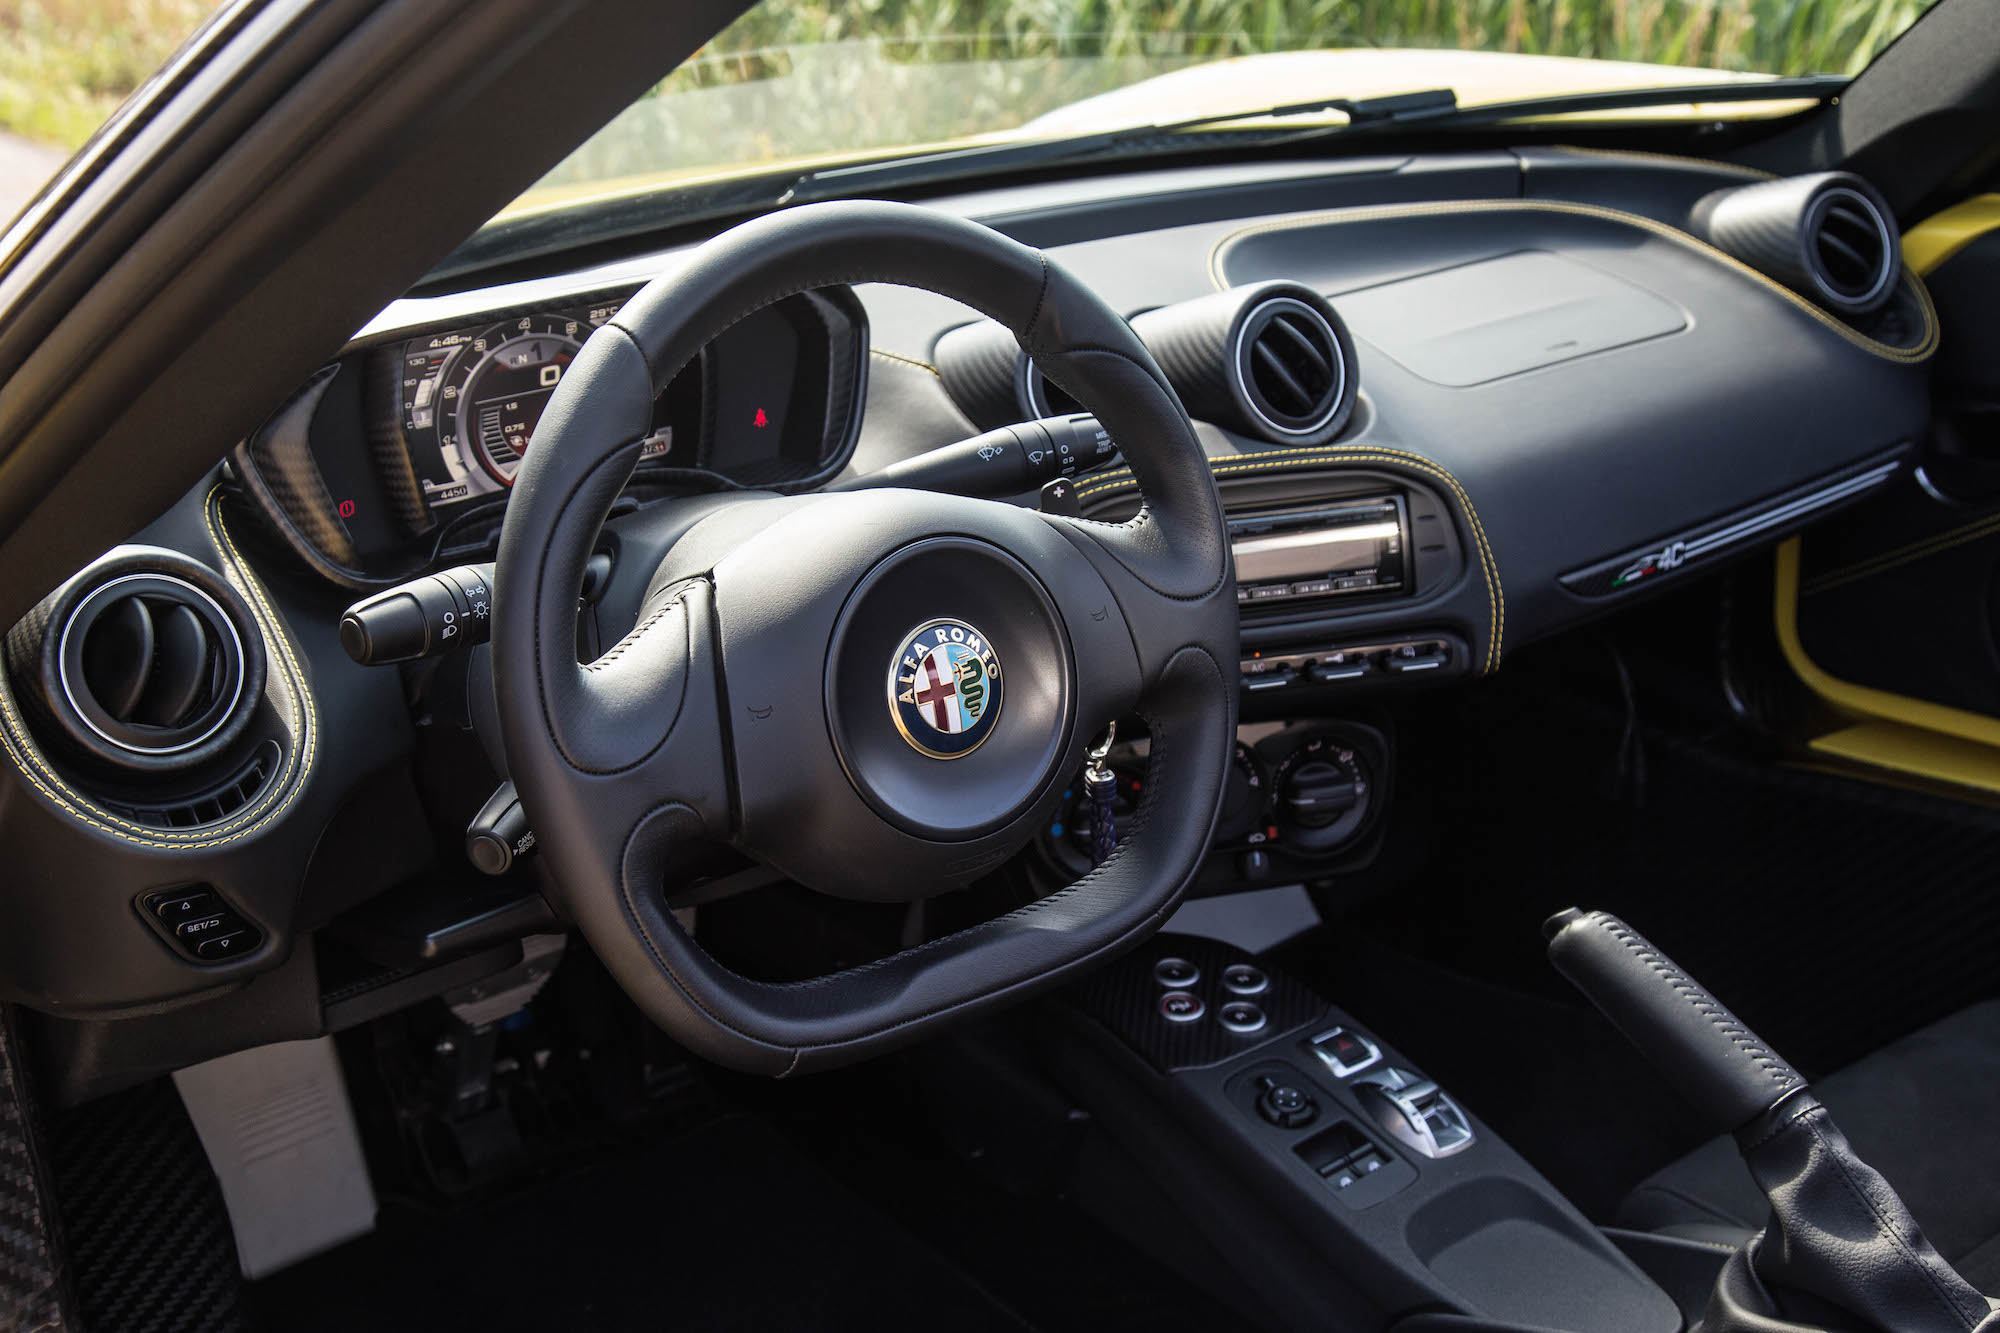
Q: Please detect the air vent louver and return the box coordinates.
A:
[5,548,265,774]
[1242,299,1345,433]
[1807,187,1896,311]
[65,576,239,753]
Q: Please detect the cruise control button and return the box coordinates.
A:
[193,931,253,962]
[1219,1002,1267,1034]
[174,912,240,941]
[1153,957,1199,988]
[148,889,215,924]
[1159,991,1205,1023]
[1221,964,1268,996]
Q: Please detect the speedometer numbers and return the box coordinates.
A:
[400,305,673,506]
[444,315,582,486]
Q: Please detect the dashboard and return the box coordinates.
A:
[0,145,1941,1091]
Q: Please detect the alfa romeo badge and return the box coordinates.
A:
[888,618,1003,759]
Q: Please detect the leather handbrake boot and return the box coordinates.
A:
[1545,908,2000,1333]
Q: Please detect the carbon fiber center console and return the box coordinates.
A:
[1049,935,1681,1331]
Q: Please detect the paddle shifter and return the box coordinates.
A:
[1545,909,1998,1333]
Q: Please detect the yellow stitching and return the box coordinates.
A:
[1802,509,2000,595]
[1077,446,1505,672]
[0,489,318,849]
[1539,146,1777,180]
[1205,199,1938,364]
[868,347,944,380]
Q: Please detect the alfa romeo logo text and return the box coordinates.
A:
[888,618,1004,759]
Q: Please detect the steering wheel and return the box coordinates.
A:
[491,201,1238,1075]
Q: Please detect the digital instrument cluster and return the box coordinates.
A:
[233,286,867,585]
[397,303,674,506]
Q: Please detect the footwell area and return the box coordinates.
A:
[246,1114,1028,1333]
[235,963,1249,1333]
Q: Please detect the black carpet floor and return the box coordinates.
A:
[245,1115,1030,1333]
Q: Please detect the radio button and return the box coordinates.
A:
[1245,670,1297,692]
[1291,579,1335,597]
[1247,584,1292,602]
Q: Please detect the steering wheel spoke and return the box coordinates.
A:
[1050,511,1237,714]
[524,574,733,891]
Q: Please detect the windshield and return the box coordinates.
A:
[496,0,1942,228]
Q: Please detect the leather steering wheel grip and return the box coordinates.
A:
[491,201,1237,1075]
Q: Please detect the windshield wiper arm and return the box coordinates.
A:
[1229,73,1847,157]
[776,88,1459,205]
[1340,73,1848,135]
[761,74,1843,212]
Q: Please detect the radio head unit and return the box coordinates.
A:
[1229,496,1408,609]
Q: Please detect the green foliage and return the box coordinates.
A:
[0,0,215,149]
[683,0,1931,82]
[0,0,1938,164]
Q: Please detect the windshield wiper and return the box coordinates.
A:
[1301,73,1850,142]
[778,75,1845,207]
[777,88,1460,205]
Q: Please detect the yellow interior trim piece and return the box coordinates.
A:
[1902,193,2000,277]
[1207,198,1939,364]
[1775,538,2000,790]
[1808,722,2000,797]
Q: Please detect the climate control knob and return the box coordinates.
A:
[1271,733,1375,852]
[1279,755,1361,828]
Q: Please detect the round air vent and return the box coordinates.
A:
[1235,296,1349,437]
[1690,171,1900,317]
[1132,281,1359,446]
[1804,185,1897,312]
[5,547,265,774]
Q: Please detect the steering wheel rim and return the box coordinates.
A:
[492,200,1238,1075]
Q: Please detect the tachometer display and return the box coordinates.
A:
[443,315,584,486]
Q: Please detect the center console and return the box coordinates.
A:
[1045,935,1682,1332]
